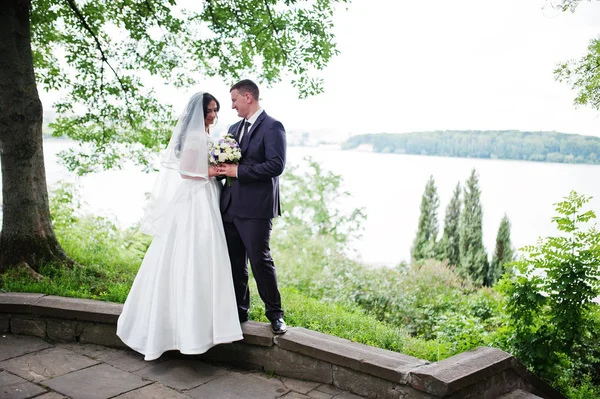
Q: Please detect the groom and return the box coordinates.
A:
[217,79,288,334]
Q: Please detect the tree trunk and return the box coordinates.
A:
[0,0,71,273]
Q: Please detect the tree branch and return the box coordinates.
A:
[65,0,124,90]
[98,63,109,143]
[205,0,221,28]
[263,0,289,62]
[64,0,135,126]
[144,0,163,28]
[228,1,255,29]
[586,63,600,74]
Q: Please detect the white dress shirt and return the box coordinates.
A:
[238,107,264,143]
[236,108,264,178]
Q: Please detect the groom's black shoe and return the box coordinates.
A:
[270,318,287,334]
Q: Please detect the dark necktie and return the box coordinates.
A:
[240,121,251,147]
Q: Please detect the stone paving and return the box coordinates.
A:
[0,333,365,399]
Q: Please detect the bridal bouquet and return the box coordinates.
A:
[209,134,242,186]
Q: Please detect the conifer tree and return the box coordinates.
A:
[458,169,489,284]
[411,176,440,260]
[487,214,514,286]
[437,182,462,266]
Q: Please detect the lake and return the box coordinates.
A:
[41,139,600,267]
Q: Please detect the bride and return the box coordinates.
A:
[117,92,243,361]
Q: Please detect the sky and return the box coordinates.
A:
[42,0,600,140]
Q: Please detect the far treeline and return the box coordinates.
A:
[342,130,600,165]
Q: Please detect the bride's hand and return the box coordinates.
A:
[208,166,220,177]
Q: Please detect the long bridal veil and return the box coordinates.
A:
[140,92,209,236]
[118,92,243,360]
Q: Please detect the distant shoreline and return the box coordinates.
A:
[340,130,600,166]
[45,129,600,167]
[288,143,600,168]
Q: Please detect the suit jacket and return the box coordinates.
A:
[220,111,286,219]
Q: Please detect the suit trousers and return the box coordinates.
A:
[222,214,283,321]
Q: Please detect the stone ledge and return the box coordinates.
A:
[0,292,46,313]
[274,327,427,384]
[201,343,334,384]
[241,321,274,347]
[499,389,545,399]
[409,347,513,396]
[0,293,563,399]
[0,314,10,333]
[508,358,565,399]
[11,317,47,338]
[31,295,122,324]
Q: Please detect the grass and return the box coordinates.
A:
[250,285,456,362]
[1,262,136,303]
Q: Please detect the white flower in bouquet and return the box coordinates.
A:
[209,134,242,186]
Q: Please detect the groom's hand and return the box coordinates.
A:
[217,163,238,177]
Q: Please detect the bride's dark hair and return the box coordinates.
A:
[202,93,220,118]
[175,92,219,157]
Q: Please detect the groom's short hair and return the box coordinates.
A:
[231,79,259,101]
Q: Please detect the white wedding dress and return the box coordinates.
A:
[117,149,243,361]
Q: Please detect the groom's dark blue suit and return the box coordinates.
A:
[220,111,286,322]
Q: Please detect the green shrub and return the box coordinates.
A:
[499,191,600,384]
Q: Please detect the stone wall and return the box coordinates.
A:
[0,293,564,399]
